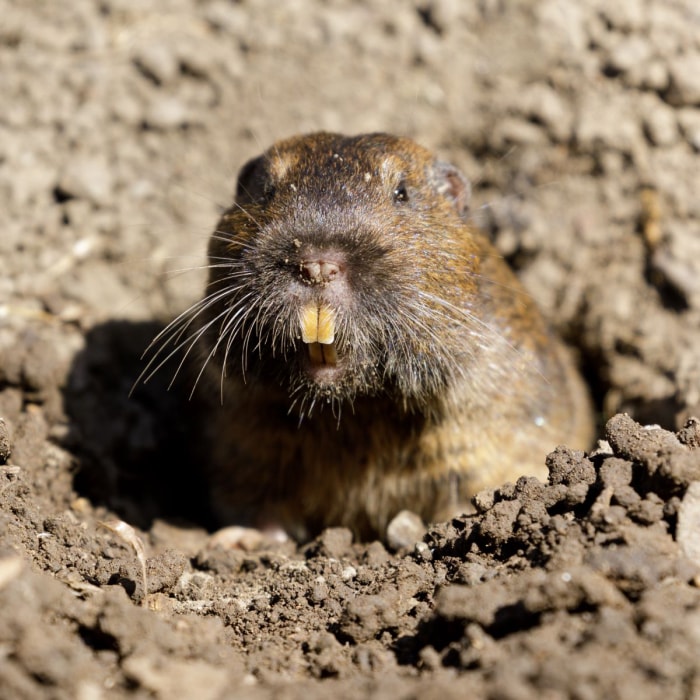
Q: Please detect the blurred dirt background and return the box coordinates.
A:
[1,0,700,698]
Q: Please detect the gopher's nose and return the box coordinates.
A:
[300,259,341,285]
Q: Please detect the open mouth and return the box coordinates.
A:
[300,302,338,367]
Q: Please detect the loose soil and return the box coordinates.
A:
[2,1,700,698]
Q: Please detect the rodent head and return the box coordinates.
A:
[204,132,483,417]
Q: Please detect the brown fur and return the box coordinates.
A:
[192,132,593,541]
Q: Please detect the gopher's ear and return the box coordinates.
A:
[431,160,471,217]
[235,155,268,205]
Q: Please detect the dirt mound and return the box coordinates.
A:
[2,0,700,697]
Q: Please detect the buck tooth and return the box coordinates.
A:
[317,305,335,344]
[300,303,319,343]
[322,343,338,366]
[308,342,323,365]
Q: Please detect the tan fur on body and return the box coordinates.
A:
[186,133,594,541]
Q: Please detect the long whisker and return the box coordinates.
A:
[190,292,262,400]
[137,300,232,390]
[158,262,251,279]
[133,285,251,390]
[216,294,264,399]
[209,231,257,252]
[416,291,515,349]
[415,290,548,384]
[223,199,263,228]
[141,283,247,356]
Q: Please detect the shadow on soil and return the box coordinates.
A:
[62,319,215,530]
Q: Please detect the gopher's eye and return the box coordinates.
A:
[393,181,409,203]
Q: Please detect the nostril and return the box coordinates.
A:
[300,261,322,283]
[319,261,339,280]
[300,259,341,284]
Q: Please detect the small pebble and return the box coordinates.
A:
[667,53,700,107]
[386,510,426,551]
[57,156,113,206]
[677,482,700,567]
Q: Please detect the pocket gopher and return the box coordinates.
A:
[151,132,594,541]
